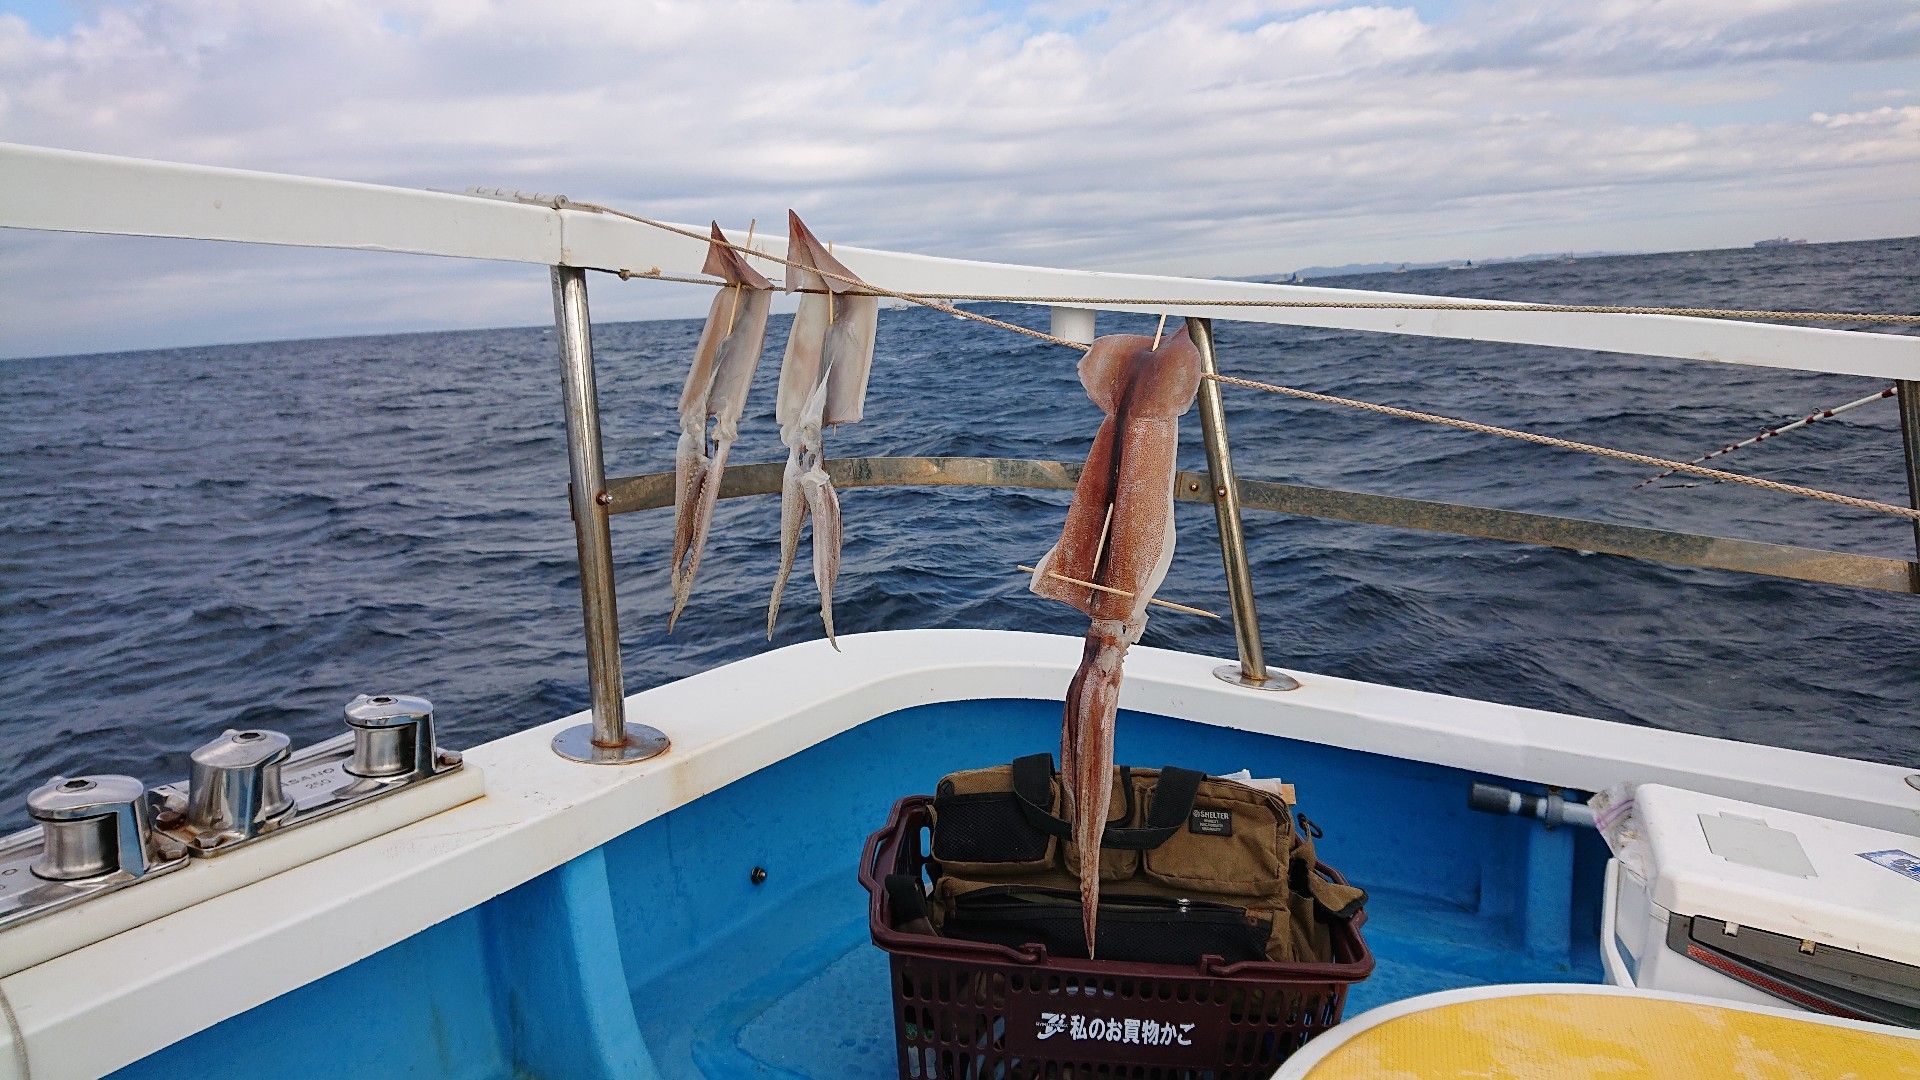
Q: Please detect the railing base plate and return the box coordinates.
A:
[551,723,669,765]
[1213,663,1301,692]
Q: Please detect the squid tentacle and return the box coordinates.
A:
[769,370,833,638]
[801,458,841,650]
[1064,619,1126,956]
[670,434,734,630]
[767,438,809,638]
[668,426,709,621]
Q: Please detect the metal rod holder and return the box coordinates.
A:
[1187,317,1299,691]
[549,266,669,764]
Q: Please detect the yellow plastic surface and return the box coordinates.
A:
[1302,993,1920,1079]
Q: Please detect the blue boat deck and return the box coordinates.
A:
[116,698,1607,1079]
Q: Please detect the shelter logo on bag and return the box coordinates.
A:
[1188,807,1233,836]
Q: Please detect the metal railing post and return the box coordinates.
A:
[1187,317,1300,691]
[1902,382,1920,792]
[1899,381,1920,594]
[549,266,669,764]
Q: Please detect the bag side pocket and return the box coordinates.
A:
[1291,821,1368,921]
[1140,778,1288,898]
[931,766,1058,876]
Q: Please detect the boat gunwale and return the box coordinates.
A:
[2,627,1914,1079]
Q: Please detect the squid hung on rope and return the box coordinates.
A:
[1029,326,1202,958]
[668,223,774,631]
[767,211,878,648]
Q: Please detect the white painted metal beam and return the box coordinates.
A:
[3,142,559,262]
[5,142,1916,379]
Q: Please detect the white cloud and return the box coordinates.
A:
[1812,104,1920,127]
[2,0,1917,357]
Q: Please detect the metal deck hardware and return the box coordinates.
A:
[1187,318,1300,692]
[461,186,572,209]
[549,266,670,765]
[344,693,443,779]
[0,775,189,932]
[0,693,466,929]
[182,728,295,846]
[151,694,465,856]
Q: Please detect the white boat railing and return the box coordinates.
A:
[8,142,1919,378]
[5,140,1918,760]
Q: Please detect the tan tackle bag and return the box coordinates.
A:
[919,754,1365,966]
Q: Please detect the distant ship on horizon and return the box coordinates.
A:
[1753,236,1808,248]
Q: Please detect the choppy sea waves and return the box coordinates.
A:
[3,238,1917,826]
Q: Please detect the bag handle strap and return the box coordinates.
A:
[1010,753,1205,851]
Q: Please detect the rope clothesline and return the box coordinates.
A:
[579,201,1920,524]
[575,202,1079,350]
[944,298,1920,324]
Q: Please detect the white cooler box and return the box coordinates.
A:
[1601,783,1920,1027]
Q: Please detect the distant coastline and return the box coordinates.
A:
[1274,249,1635,282]
[1261,236,1907,282]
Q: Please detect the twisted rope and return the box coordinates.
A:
[920,298,1920,324]
[579,213,1918,325]
[571,202,1083,350]
[0,979,28,1080]
[606,269,1920,324]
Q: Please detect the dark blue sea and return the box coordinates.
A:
[4,238,1917,827]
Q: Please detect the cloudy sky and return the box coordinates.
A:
[3,0,1917,358]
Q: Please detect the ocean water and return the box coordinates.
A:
[3,238,1917,827]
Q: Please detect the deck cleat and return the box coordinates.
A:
[2,694,476,973]
[343,693,443,782]
[0,774,189,932]
[149,693,464,856]
[29,774,168,880]
[181,729,296,849]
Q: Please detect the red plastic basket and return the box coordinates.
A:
[860,795,1374,1079]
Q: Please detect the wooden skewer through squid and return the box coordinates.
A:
[1029,326,1202,958]
[767,212,878,649]
[668,223,773,631]
[1013,566,1218,619]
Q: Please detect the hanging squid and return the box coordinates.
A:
[668,223,774,631]
[1029,326,1202,957]
[767,211,878,648]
